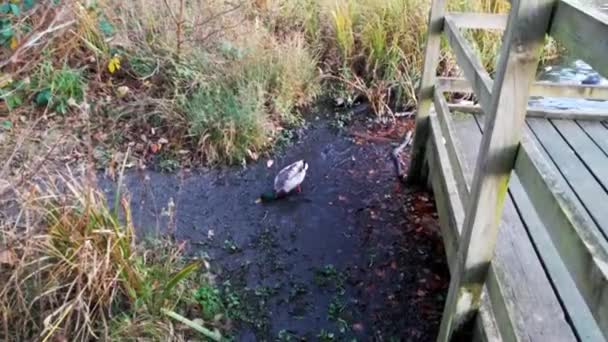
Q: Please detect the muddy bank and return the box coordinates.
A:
[100,108,449,341]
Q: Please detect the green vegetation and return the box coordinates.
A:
[0,174,226,341]
[0,0,562,340]
[0,0,558,168]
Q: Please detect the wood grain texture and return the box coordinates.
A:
[448,103,608,120]
[426,113,504,342]
[408,0,448,183]
[515,126,608,337]
[434,90,470,208]
[437,0,556,338]
[452,113,577,341]
[528,118,608,238]
[578,120,608,157]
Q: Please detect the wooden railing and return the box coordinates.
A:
[408,0,608,340]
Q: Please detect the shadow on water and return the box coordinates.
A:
[99,107,449,341]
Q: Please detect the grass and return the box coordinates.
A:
[0,171,225,341]
[0,1,566,338]
[0,0,558,169]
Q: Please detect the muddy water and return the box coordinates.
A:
[100,109,448,341]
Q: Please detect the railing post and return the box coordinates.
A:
[436,0,556,340]
[407,0,447,184]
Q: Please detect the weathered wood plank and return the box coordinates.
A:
[437,0,555,338]
[528,118,608,238]
[578,120,608,156]
[443,17,493,114]
[550,0,608,77]
[473,293,503,342]
[552,119,608,191]
[515,128,608,336]
[433,90,470,208]
[427,114,464,264]
[453,113,578,341]
[509,158,605,341]
[472,114,607,340]
[448,102,608,120]
[438,76,608,101]
[426,113,503,342]
[445,12,508,30]
[408,0,448,183]
[532,82,608,100]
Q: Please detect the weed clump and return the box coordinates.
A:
[0,175,223,341]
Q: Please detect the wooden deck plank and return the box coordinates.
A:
[434,90,470,208]
[427,112,465,264]
[449,113,577,341]
[508,130,606,341]
[578,120,608,157]
[438,76,608,101]
[527,118,608,239]
[474,115,606,340]
[552,119,608,192]
[515,128,608,337]
[426,112,503,342]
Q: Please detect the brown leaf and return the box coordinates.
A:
[150,143,160,154]
[0,249,17,266]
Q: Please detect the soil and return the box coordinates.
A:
[99,105,449,341]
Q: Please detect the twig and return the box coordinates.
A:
[392,130,413,183]
[161,309,223,341]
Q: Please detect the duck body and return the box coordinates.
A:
[259,160,308,202]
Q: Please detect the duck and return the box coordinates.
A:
[258,160,308,202]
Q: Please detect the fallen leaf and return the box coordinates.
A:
[0,249,17,266]
[150,143,160,153]
[10,36,18,50]
[158,137,169,144]
[108,55,121,74]
[116,85,129,97]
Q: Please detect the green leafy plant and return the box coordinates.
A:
[194,284,225,320]
[32,62,85,113]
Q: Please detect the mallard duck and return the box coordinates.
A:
[259,160,308,202]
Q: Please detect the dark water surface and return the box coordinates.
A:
[100,111,448,341]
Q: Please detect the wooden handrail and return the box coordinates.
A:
[438,77,608,101]
[445,13,508,30]
[436,0,555,339]
[409,0,608,340]
[443,17,493,113]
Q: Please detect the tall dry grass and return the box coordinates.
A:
[1,0,562,162]
[0,169,221,341]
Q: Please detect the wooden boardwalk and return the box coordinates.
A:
[408,0,608,340]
